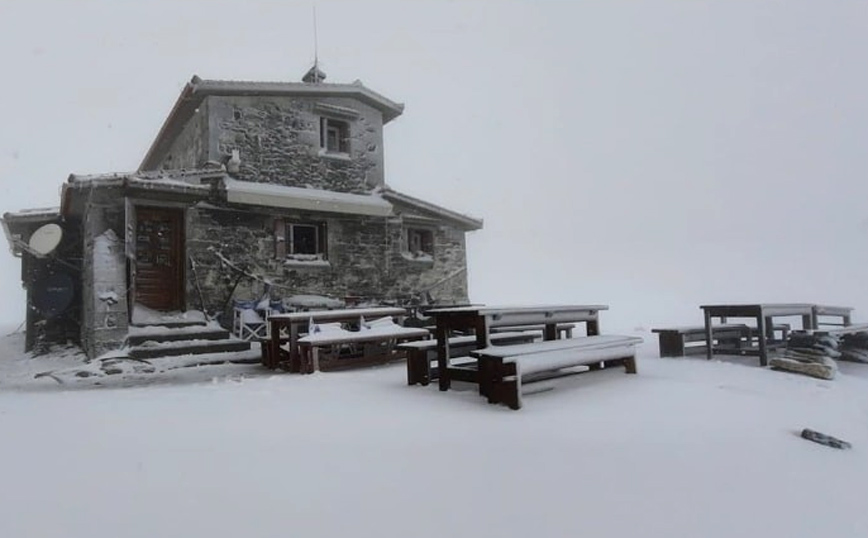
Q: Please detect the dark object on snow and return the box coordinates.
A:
[800,428,852,450]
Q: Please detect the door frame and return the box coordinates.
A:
[126,199,188,314]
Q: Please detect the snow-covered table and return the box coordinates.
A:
[264,307,409,371]
[700,304,817,366]
[425,304,608,391]
[297,321,430,373]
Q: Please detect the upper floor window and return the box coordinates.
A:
[406,227,434,260]
[320,117,350,154]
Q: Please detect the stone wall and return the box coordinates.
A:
[79,189,129,358]
[185,204,469,322]
[159,100,209,170]
[156,95,386,193]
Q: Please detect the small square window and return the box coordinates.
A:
[320,118,350,153]
[275,220,328,261]
[407,228,434,258]
[291,224,319,255]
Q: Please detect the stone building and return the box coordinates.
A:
[2,68,482,358]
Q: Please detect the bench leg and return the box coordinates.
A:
[658,333,685,357]
[602,356,637,374]
[489,362,521,409]
[406,349,429,386]
[502,378,521,410]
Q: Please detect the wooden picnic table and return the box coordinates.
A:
[700,303,817,367]
[264,306,408,371]
[425,304,608,391]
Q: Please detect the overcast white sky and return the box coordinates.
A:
[1,0,867,331]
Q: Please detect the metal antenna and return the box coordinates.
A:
[313,4,320,81]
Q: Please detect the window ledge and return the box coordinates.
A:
[401,252,434,264]
[318,149,352,161]
[284,256,331,268]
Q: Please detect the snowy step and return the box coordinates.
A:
[126,325,232,346]
[131,320,209,330]
[129,339,251,360]
[142,347,263,367]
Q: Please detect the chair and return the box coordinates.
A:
[233,302,269,341]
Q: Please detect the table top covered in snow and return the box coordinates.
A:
[426,304,608,328]
[267,307,407,323]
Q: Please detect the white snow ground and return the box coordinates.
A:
[1,323,867,538]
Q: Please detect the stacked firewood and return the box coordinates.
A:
[769,332,839,380]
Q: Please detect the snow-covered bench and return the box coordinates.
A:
[297,317,430,373]
[470,335,643,410]
[651,324,750,357]
[650,323,791,357]
[399,331,537,386]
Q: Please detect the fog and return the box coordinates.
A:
[1,0,866,332]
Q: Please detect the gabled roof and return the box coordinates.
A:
[139,75,405,171]
[380,188,483,231]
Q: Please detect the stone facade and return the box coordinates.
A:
[79,187,129,356]
[5,74,481,359]
[148,78,475,316]
[156,95,386,193]
[185,204,470,318]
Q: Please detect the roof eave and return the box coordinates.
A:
[380,188,483,231]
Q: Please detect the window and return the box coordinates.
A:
[289,223,319,255]
[274,219,327,261]
[320,117,350,154]
[406,228,434,259]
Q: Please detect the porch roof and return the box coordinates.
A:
[222,177,394,217]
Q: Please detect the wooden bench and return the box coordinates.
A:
[651,324,749,357]
[471,335,643,410]
[400,331,538,386]
[651,324,792,357]
[297,320,429,373]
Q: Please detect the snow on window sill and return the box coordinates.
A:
[318,149,352,161]
[401,252,434,264]
[284,254,331,268]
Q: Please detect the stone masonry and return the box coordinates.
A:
[157,95,387,193]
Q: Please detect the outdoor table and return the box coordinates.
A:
[700,303,816,367]
[265,306,407,371]
[811,305,853,329]
[425,304,608,391]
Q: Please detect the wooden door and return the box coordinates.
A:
[134,207,185,311]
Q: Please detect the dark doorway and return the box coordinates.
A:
[134,207,185,311]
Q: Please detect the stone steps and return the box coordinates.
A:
[126,322,252,361]
[126,325,232,346]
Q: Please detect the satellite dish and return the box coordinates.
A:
[28,223,63,256]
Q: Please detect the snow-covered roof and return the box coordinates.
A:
[1,208,61,257]
[380,187,483,231]
[1,207,60,222]
[222,177,393,217]
[65,171,212,195]
[61,170,215,217]
[140,75,405,170]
